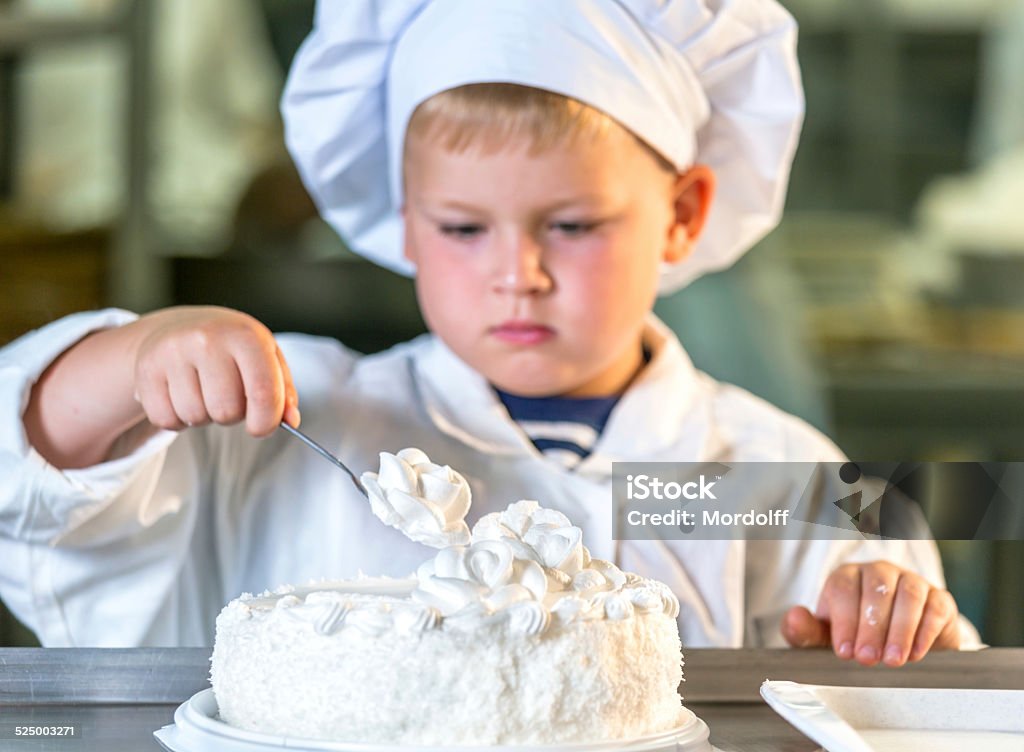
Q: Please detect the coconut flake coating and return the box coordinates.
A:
[211,585,684,745]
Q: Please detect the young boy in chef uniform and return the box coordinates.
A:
[0,0,979,661]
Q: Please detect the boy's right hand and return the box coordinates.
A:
[25,306,298,469]
[133,307,300,437]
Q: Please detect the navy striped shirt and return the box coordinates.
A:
[494,346,650,469]
[494,389,620,469]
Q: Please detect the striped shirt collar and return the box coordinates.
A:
[493,344,651,470]
[493,391,618,470]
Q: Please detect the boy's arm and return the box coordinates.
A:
[23,314,158,469]
[22,306,298,470]
[1,310,173,540]
[0,311,332,646]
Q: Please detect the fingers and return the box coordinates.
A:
[852,563,902,666]
[136,372,185,431]
[167,364,208,429]
[781,606,831,648]
[910,588,960,661]
[817,561,961,667]
[275,344,301,428]
[231,331,288,437]
[881,574,930,667]
[196,352,246,426]
[135,348,187,431]
[133,308,296,437]
[816,564,861,660]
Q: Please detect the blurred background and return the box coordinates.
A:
[0,0,1021,647]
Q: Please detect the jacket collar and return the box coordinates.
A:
[413,313,702,473]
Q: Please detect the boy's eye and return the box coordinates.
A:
[439,224,484,239]
[551,221,599,236]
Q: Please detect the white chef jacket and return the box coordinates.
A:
[0,310,980,648]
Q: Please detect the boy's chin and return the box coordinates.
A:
[487,378,565,399]
[484,369,576,399]
[479,355,628,399]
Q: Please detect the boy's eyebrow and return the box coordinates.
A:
[430,199,487,213]
[422,195,611,213]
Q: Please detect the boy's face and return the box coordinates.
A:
[403,123,711,398]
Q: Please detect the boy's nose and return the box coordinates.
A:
[491,237,553,296]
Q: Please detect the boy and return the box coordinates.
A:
[0,0,975,663]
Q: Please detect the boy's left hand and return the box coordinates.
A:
[780,561,960,666]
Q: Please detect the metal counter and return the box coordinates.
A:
[1,648,1022,751]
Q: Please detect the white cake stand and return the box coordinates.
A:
[154,689,714,752]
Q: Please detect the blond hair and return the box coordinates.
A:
[405,83,673,172]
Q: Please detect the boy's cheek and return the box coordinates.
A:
[419,255,487,299]
[416,262,490,332]
[568,256,657,314]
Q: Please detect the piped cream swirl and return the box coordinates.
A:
[313,449,683,636]
[360,448,472,548]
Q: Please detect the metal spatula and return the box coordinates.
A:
[279,422,368,498]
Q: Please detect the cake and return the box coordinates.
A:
[210,449,685,746]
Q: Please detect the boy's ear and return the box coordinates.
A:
[664,164,716,264]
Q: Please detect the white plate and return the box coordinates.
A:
[154,689,714,752]
[760,680,1024,752]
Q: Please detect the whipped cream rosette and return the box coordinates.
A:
[412,538,553,635]
[360,448,471,547]
[472,499,590,575]
[357,451,682,632]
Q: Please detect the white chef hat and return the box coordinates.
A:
[282,0,804,294]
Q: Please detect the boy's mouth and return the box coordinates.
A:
[490,320,555,345]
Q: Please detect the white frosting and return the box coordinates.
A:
[473,499,590,573]
[212,580,684,745]
[356,453,678,633]
[360,448,472,548]
[212,448,686,745]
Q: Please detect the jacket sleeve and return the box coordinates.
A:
[0,310,191,646]
[0,312,364,647]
